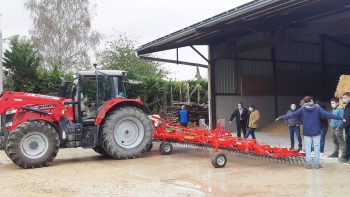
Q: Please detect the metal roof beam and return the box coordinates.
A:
[139,56,208,68]
[322,34,350,50]
[190,45,209,63]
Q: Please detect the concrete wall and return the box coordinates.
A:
[216,95,275,131]
[276,96,304,116]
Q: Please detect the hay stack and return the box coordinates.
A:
[335,75,350,107]
[261,121,289,136]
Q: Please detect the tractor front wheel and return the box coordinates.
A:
[6,121,59,169]
[101,107,152,159]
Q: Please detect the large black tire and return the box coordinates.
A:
[5,121,59,169]
[92,145,109,156]
[4,139,9,157]
[101,107,152,159]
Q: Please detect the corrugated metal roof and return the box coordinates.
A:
[137,0,350,55]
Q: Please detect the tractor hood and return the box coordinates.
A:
[2,91,65,102]
[0,91,66,115]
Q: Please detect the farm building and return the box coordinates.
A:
[137,0,350,129]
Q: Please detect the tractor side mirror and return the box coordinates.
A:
[58,77,68,98]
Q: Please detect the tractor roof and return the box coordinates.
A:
[79,70,127,77]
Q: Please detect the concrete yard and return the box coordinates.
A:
[0,132,349,197]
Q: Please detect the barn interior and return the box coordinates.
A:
[137,0,350,129]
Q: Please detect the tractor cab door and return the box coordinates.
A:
[74,74,126,122]
[80,75,113,121]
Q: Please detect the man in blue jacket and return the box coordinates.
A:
[179,105,189,127]
[277,96,343,169]
[328,98,345,158]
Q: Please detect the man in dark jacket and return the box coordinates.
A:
[286,104,302,151]
[277,96,343,169]
[229,102,249,137]
[339,92,350,164]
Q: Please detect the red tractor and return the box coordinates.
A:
[0,70,153,168]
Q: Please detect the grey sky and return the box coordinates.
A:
[0,0,250,80]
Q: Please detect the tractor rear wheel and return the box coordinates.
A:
[5,121,59,169]
[101,107,152,159]
[92,145,109,156]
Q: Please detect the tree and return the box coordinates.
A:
[3,36,40,92]
[98,34,167,80]
[25,0,101,71]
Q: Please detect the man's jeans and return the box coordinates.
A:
[236,125,247,138]
[288,126,302,149]
[320,127,328,153]
[331,127,345,156]
[304,135,321,165]
[245,128,256,139]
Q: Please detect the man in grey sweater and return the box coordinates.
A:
[286,104,302,151]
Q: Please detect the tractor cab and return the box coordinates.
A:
[70,70,127,121]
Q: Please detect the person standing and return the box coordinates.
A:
[328,98,345,158]
[229,102,249,137]
[245,105,260,139]
[276,96,343,169]
[286,104,302,151]
[319,104,329,155]
[339,92,350,164]
[179,105,189,127]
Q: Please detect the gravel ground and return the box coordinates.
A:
[0,132,349,197]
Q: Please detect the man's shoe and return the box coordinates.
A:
[315,164,323,169]
[327,153,338,158]
[306,164,312,169]
[289,147,294,150]
[338,157,349,163]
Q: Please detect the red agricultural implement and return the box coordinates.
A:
[150,116,305,168]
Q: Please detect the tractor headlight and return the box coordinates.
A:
[6,109,17,115]
[5,109,17,127]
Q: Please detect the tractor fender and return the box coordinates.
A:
[95,98,150,125]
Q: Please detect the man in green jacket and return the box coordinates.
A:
[328,98,345,158]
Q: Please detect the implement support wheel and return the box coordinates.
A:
[159,142,173,155]
[211,153,227,168]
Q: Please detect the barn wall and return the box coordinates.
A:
[210,16,350,129]
[215,95,275,131]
